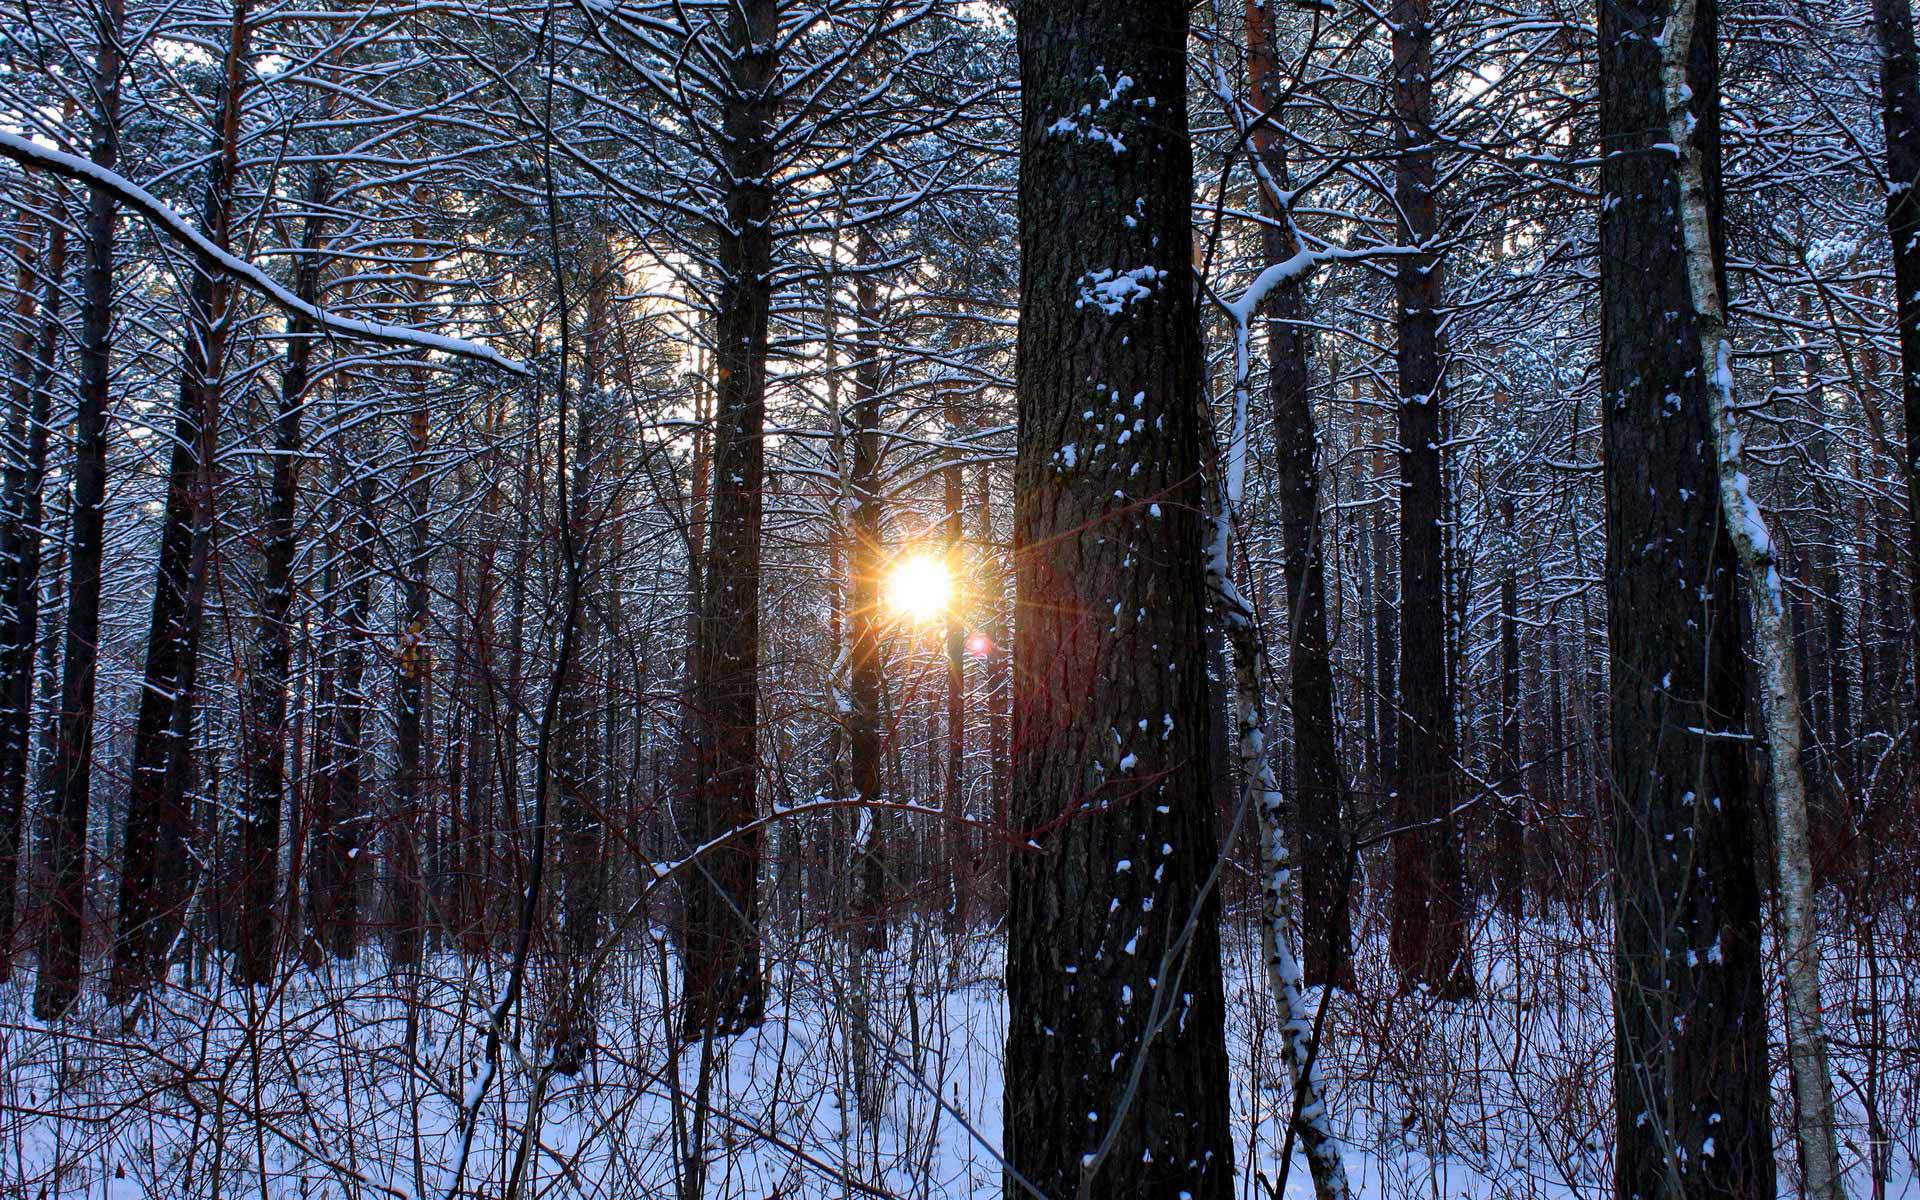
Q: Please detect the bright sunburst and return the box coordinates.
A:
[884,552,953,623]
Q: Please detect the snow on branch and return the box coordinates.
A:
[0,132,529,377]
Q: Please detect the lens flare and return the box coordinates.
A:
[885,552,952,623]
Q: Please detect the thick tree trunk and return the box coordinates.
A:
[1599,0,1777,1192]
[1387,0,1473,998]
[682,0,779,1038]
[1876,0,1920,729]
[1005,3,1234,1197]
[1244,0,1353,990]
[36,1,124,1019]
[113,7,249,999]
[1657,1,1845,1191]
[0,196,61,972]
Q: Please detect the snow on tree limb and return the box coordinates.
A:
[0,131,530,377]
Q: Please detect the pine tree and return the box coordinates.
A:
[1005,1,1235,1195]
[1599,0,1776,1189]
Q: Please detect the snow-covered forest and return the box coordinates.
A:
[0,0,1915,1196]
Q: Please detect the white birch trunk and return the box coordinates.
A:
[1658,9,1846,1197]
[1204,301,1351,1200]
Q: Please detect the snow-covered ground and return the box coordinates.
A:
[2,904,1915,1198]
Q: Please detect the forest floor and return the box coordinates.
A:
[1,902,1915,1199]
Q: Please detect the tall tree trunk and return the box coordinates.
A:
[1207,230,1357,1200]
[460,400,503,952]
[389,302,433,971]
[838,236,889,1121]
[1006,3,1234,1197]
[111,4,249,1000]
[1657,0,1845,1189]
[1245,0,1353,990]
[1599,0,1777,1191]
[314,472,375,961]
[550,242,610,1075]
[1387,0,1473,998]
[845,231,888,957]
[36,0,124,1019]
[238,143,326,990]
[1876,0,1920,731]
[682,0,780,1038]
[0,192,61,972]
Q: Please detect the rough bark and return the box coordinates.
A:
[1245,0,1354,990]
[36,0,123,1019]
[1599,0,1777,1190]
[1658,0,1845,1191]
[114,5,247,997]
[1387,0,1473,998]
[1005,3,1234,1196]
[1876,0,1920,729]
[682,0,779,1038]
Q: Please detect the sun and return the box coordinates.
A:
[885,552,953,623]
